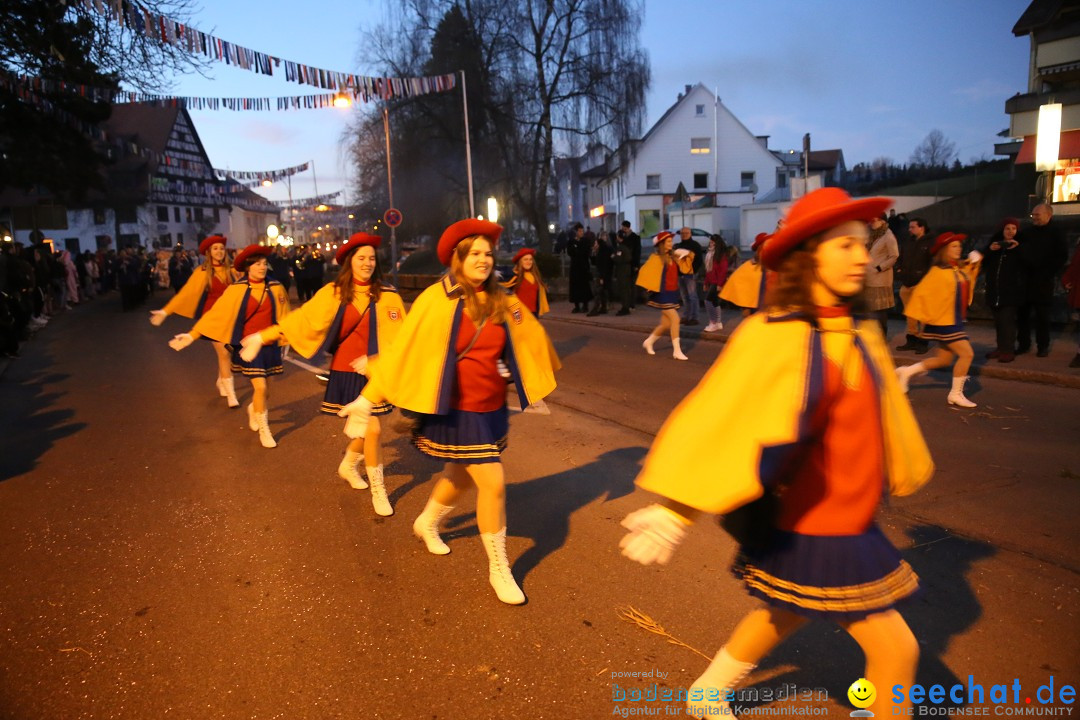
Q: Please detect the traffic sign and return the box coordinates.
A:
[383,208,403,227]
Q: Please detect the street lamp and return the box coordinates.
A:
[487,197,499,224]
[266,224,280,241]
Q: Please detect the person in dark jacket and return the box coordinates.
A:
[566,223,592,313]
[168,247,193,295]
[588,232,614,316]
[674,227,703,325]
[983,217,1026,363]
[620,221,642,309]
[1017,203,1069,357]
[268,246,293,295]
[612,228,635,315]
[896,217,933,353]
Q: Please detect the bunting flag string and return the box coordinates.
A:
[215,163,309,182]
[275,191,342,209]
[75,0,458,99]
[8,72,456,111]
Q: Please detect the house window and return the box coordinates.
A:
[690,138,711,154]
[694,173,709,190]
[695,104,705,117]
[185,207,192,222]
[160,233,172,246]
[117,206,136,223]
[93,208,106,224]
[213,208,221,222]
[776,170,788,189]
[157,206,169,222]
[194,207,204,222]
[741,172,756,190]
[646,174,661,191]
[174,207,180,222]
[176,233,184,245]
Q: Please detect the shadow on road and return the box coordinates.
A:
[551,333,591,359]
[733,523,995,710]
[0,367,86,482]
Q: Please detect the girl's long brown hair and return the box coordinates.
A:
[450,235,508,324]
[513,254,545,287]
[333,246,384,303]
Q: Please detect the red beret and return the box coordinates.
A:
[512,247,536,265]
[233,244,273,271]
[751,233,770,252]
[930,232,966,257]
[199,235,227,255]
[437,219,502,266]
[653,231,674,246]
[762,188,892,271]
[336,232,381,265]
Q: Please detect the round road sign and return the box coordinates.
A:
[383,208,403,227]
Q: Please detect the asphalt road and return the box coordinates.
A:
[0,298,1077,720]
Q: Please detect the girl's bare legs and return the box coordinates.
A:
[841,610,919,717]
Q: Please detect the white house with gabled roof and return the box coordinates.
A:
[561,83,787,247]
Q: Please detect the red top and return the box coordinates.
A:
[203,265,231,314]
[241,282,274,336]
[330,291,372,371]
[958,273,970,322]
[516,274,539,313]
[663,261,679,291]
[452,311,507,412]
[776,308,884,535]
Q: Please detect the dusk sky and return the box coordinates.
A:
[164,0,1031,206]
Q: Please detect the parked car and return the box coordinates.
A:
[644,227,712,250]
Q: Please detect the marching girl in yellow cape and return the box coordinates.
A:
[896,232,982,408]
[339,219,560,605]
[636,231,690,360]
[502,247,552,414]
[618,188,933,719]
[168,245,291,448]
[718,232,773,314]
[502,247,550,316]
[149,235,242,407]
[240,232,406,516]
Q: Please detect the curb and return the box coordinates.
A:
[545,314,1080,390]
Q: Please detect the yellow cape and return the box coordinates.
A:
[635,254,665,291]
[364,274,561,414]
[636,313,933,514]
[161,264,239,319]
[904,261,980,327]
[719,261,764,310]
[501,273,550,316]
[190,280,290,345]
[261,282,406,375]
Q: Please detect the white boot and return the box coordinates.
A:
[220,377,239,408]
[895,362,925,394]
[337,450,367,490]
[366,465,393,516]
[246,403,259,431]
[672,338,688,361]
[255,411,277,448]
[216,378,228,397]
[947,375,977,408]
[412,499,454,555]
[686,647,757,719]
[642,334,659,355]
[481,527,525,605]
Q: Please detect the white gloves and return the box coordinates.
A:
[350,355,368,376]
[619,504,691,566]
[338,395,374,439]
[149,310,167,326]
[966,249,983,264]
[168,333,194,351]
[239,333,264,362]
[496,359,511,379]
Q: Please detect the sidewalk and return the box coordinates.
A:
[542,300,1080,389]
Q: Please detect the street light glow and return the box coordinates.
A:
[1036,103,1063,172]
[487,197,499,224]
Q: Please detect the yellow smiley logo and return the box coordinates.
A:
[847,678,876,709]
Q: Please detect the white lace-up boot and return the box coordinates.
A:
[220,377,239,408]
[480,527,525,605]
[895,362,925,394]
[366,465,393,516]
[337,450,367,489]
[947,375,977,408]
[685,647,757,719]
[672,338,688,361]
[255,411,276,448]
[412,500,453,555]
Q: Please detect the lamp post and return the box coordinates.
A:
[1035,102,1062,203]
